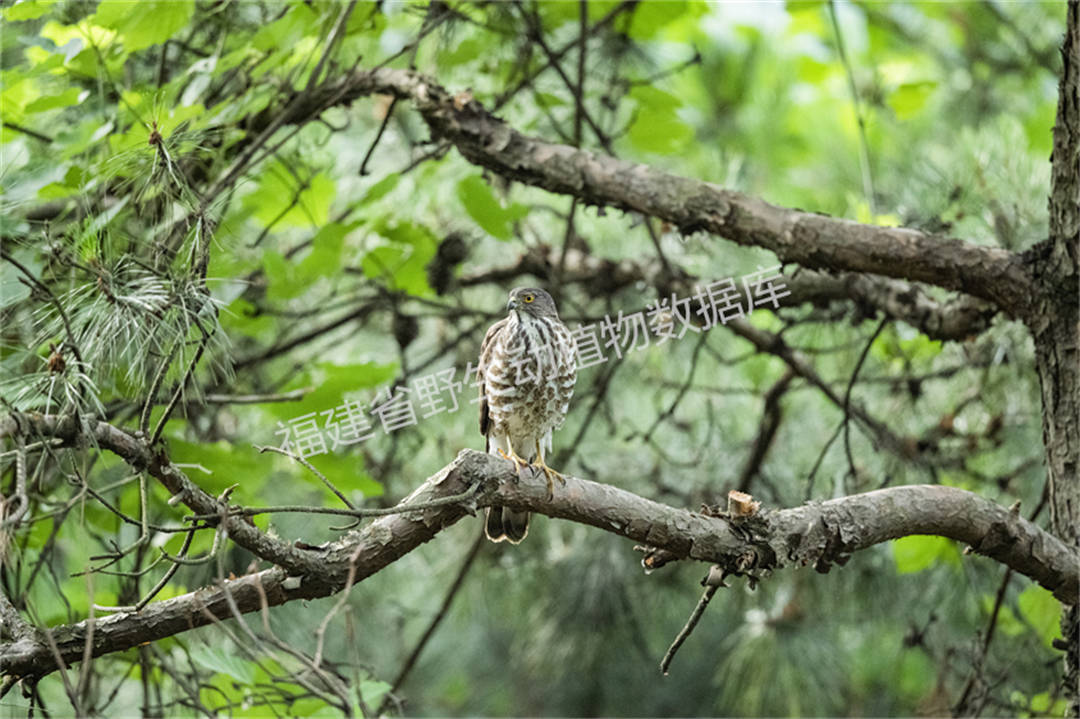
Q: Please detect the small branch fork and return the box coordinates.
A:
[1,416,1076,687]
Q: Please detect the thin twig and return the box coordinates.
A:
[492,1,638,112]
[358,97,398,175]
[255,444,356,510]
[828,0,876,214]
[183,484,480,523]
[1,121,53,143]
[805,419,845,500]
[150,314,213,444]
[306,0,359,92]
[1,249,87,376]
[842,318,888,489]
[135,529,196,610]
[660,581,719,675]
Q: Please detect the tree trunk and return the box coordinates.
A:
[1038,1,1080,713]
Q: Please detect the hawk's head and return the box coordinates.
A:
[506,287,558,319]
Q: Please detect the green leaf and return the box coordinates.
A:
[94,0,194,51]
[361,219,438,295]
[437,34,486,67]
[627,1,694,40]
[190,646,257,685]
[167,439,280,496]
[1017,584,1062,648]
[359,678,391,707]
[25,88,86,114]
[4,1,50,21]
[892,535,959,573]
[361,173,401,204]
[246,161,335,230]
[220,298,276,339]
[888,82,937,120]
[896,650,934,701]
[37,164,86,199]
[264,221,353,300]
[252,3,320,52]
[456,175,527,241]
[627,86,693,154]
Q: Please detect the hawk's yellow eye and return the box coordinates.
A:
[522,294,534,303]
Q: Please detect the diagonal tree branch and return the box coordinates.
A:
[1,437,1075,683]
[268,67,1035,315]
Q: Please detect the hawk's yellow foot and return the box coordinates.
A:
[532,440,567,500]
[497,445,531,482]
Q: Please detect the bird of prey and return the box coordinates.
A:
[477,287,577,543]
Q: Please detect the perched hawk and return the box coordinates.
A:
[477,287,577,543]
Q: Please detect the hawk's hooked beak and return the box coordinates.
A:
[506,297,517,312]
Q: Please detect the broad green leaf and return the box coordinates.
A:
[892,535,959,573]
[627,1,693,40]
[896,650,934,700]
[39,20,116,50]
[220,298,276,339]
[456,175,527,241]
[264,222,352,300]
[167,439,280,495]
[437,34,487,67]
[627,86,693,154]
[361,219,438,295]
[1017,585,1063,648]
[360,678,391,707]
[252,3,320,52]
[4,0,49,21]
[0,74,39,123]
[24,87,86,113]
[247,162,335,230]
[190,646,257,685]
[361,173,400,204]
[94,1,194,51]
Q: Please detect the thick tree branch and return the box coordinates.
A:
[1,444,1075,683]
[283,67,1034,314]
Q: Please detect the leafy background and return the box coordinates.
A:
[0,1,1067,716]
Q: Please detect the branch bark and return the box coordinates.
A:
[281,67,1035,315]
[1,440,1076,683]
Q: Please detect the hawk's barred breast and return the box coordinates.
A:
[484,311,576,455]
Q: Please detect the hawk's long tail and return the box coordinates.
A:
[484,506,529,543]
[484,433,531,543]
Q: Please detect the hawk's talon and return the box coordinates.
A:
[531,458,565,501]
[497,446,530,483]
